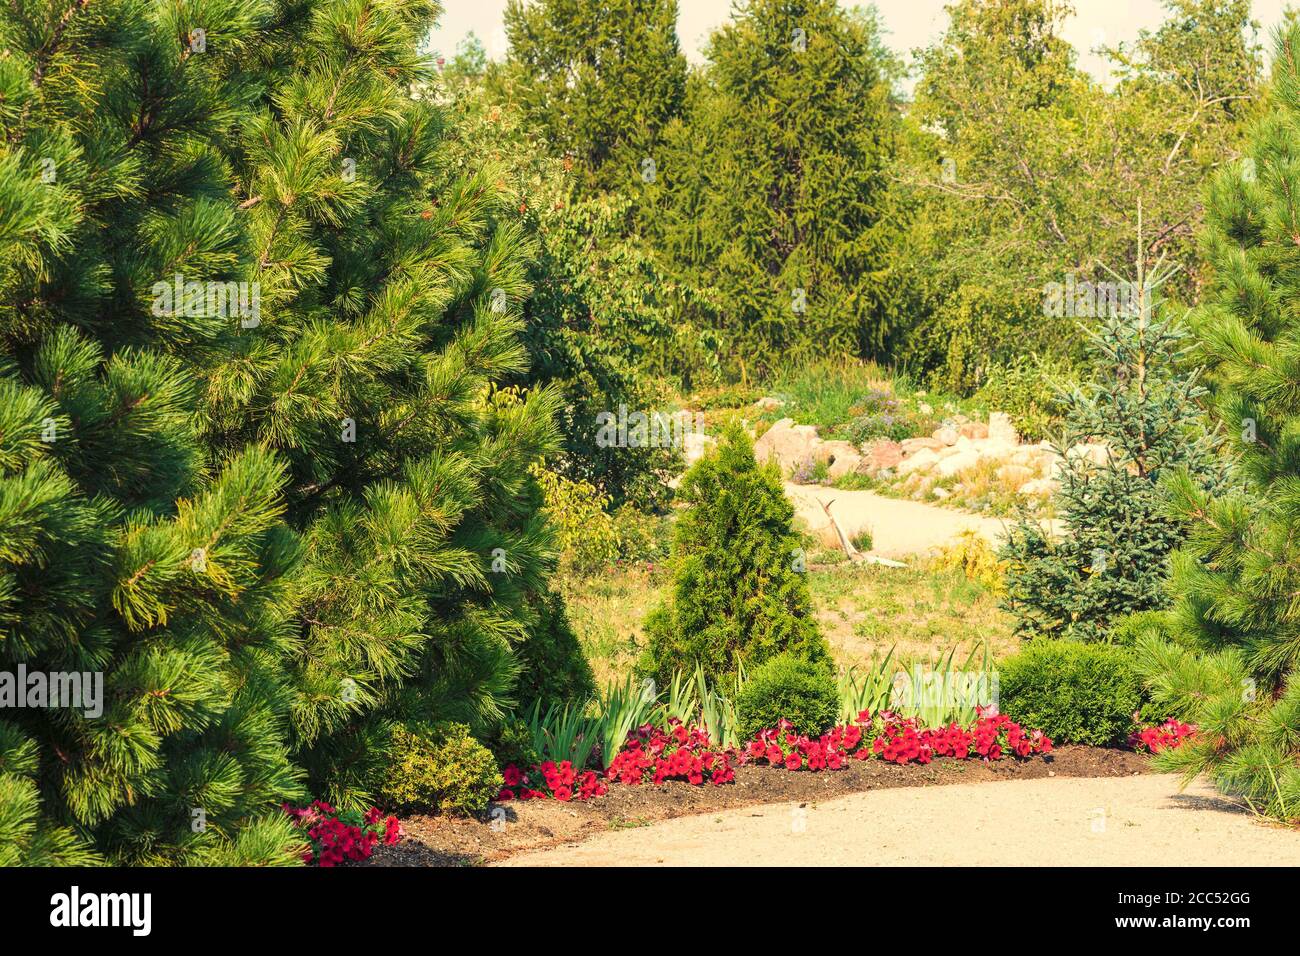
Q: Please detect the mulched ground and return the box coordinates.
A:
[362,745,1149,866]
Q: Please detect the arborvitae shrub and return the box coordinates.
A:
[642,427,830,684]
[735,652,840,741]
[379,723,501,817]
[998,643,1147,746]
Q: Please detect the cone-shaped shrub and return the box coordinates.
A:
[1000,242,1223,641]
[642,427,829,684]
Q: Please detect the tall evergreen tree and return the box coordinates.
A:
[1133,25,1300,822]
[501,0,687,194]
[206,0,572,807]
[0,0,305,864]
[0,0,583,860]
[650,0,904,372]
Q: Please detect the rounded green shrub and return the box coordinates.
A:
[998,642,1146,746]
[485,717,540,772]
[735,652,840,742]
[379,722,502,816]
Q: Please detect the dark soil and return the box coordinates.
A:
[362,745,1148,867]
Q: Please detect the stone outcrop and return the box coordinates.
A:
[751,408,1103,506]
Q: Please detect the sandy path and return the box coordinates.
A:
[495,775,1300,867]
[785,482,1041,559]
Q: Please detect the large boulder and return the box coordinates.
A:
[933,424,960,446]
[934,448,982,478]
[897,447,942,476]
[859,439,903,474]
[901,436,945,454]
[754,418,820,473]
[823,440,862,480]
[959,421,989,440]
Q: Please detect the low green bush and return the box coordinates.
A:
[485,717,540,773]
[998,642,1146,746]
[735,652,840,741]
[379,722,502,816]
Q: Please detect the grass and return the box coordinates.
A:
[557,563,665,687]
[559,553,1019,686]
[806,559,1018,666]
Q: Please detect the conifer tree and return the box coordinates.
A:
[642,427,828,684]
[0,0,584,861]
[0,0,305,864]
[501,0,687,194]
[650,0,903,371]
[1000,236,1223,641]
[203,0,574,807]
[1133,26,1300,821]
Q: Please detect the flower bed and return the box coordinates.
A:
[499,709,1052,804]
[285,801,403,866]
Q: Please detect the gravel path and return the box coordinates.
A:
[495,775,1300,867]
[784,482,1048,559]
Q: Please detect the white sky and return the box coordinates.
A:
[432,0,1297,85]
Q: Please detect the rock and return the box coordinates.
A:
[934,449,981,478]
[959,422,989,440]
[1020,478,1060,498]
[931,486,952,500]
[826,447,868,478]
[901,437,945,454]
[988,412,1019,446]
[754,417,820,474]
[820,439,860,464]
[682,431,716,468]
[897,447,942,476]
[754,396,784,412]
[859,439,903,474]
[996,463,1035,490]
[933,425,960,446]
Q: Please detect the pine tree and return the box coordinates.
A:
[642,427,828,684]
[1132,26,1300,821]
[0,0,585,861]
[0,0,305,864]
[501,0,687,194]
[650,0,904,372]
[204,0,577,808]
[1000,231,1223,641]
